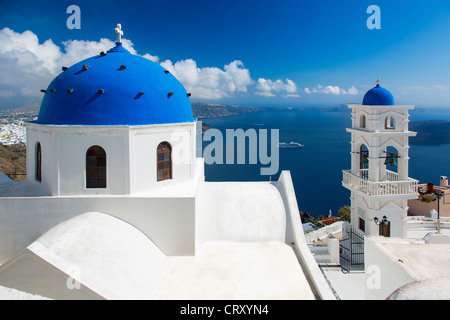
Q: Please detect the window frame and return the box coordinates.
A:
[385,116,395,130]
[85,145,107,189]
[157,142,172,182]
[360,114,366,128]
[35,142,42,182]
[359,217,365,233]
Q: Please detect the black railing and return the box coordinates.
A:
[340,222,365,273]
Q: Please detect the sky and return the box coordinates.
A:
[1,0,450,109]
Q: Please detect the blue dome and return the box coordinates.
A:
[362,84,395,106]
[37,43,195,126]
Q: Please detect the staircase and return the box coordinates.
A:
[308,244,332,264]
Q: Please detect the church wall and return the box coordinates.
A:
[26,125,55,195]
[0,196,195,263]
[351,193,407,238]
[26,123,131,196]
[129,122,197,193]
[57,131,129,195]
[27,122,199,196]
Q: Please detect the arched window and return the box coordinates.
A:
[385,116,395,129]
[360,144,369,175]
[86,145,106,188]
[360,115,366,128]
[35,142,42,182]
[157,142,172,181]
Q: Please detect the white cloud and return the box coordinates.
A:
[0,28,159,104]
[310,84,359,96]
[1,27,360,106]
[160,59,253,100]
[141,53,160,63]
[0,28,60,99]
[255,78,300,98]
[0,27,258,103]
[345,86,359,95]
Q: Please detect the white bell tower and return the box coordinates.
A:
[342,79,419,238]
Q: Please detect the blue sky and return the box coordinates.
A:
[1,0,450,108]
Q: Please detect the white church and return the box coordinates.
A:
[1,25,449,301]
[0,25,335,300]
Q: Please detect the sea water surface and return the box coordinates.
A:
[200,107,450,218]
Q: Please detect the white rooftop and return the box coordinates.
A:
[155,242,315,300]
[0,211,317,300]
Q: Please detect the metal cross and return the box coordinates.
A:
[115,24,123,42]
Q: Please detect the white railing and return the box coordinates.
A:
[406,216,450,231]
[343,170,419,197]
[359,169,400,182]
[386,170,399,182]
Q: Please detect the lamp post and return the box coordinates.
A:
[374,215,388,225]
[374,216,389,236]
[437,191,444,234]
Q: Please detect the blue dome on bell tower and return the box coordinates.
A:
[362,78,395,106]
[37,25,195,126]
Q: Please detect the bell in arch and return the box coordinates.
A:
[384,154,398,166]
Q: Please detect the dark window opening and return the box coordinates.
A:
[359,217,365,233]
[86,145,106,188]
[157,142,172,182]
[36,142,42,182]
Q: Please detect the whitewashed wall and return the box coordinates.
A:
[26,122,197,196]
[0,196,196,264]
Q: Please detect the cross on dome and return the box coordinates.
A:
[115,23,123,42]
[376,77,380,86]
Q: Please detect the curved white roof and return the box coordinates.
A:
[29,211,166,299]
[196,182,287,244]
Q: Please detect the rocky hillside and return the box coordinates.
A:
[0,143,27,181]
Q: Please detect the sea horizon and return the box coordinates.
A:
[201,107,450,218]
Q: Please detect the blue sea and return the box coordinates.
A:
[199,107,450,218]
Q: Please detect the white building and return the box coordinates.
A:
[333,80,450,299]
[342,79,419,238]
[0,25,334,300]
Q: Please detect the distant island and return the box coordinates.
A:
[409,120,450,146]
[191,102,265,118]
[1,102,449,147]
